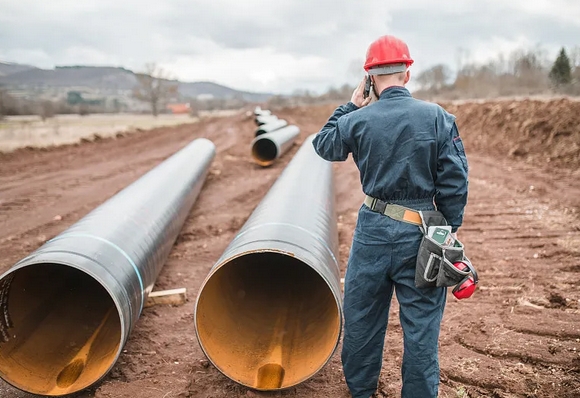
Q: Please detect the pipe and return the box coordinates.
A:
[0,138,216,396]
[255,119,288,137]
[253,107,272,116]
[251,125,300,167]
[255,114,279,126]
[195,134,341,391]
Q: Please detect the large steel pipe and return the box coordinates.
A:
[195,134,341,391]
[251,125,300,167]
[0,138,216,396]
[255,119,288,137]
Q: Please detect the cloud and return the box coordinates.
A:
[387,1,580,72]
[0,0,579,93]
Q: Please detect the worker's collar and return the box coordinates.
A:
[378,86,411,100]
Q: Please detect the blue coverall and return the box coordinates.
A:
[312,86,469,398]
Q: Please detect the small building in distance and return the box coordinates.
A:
[166,103,191,114]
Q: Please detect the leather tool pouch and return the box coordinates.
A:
[414,211,469,288]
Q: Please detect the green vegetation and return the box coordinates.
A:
[549,47,572,86]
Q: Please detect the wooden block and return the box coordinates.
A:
[145,288,187,308]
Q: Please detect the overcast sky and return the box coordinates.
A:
[1,0,579,94]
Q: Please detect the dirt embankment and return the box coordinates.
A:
[446,98,580,172]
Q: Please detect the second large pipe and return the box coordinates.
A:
[195,134,342,391]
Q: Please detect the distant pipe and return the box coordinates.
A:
[255,119,288,137]
[0,138,216,396]
[195,134,342,391]
[254,107,272,116]
[251,125,300,166]
[255,114,279,126]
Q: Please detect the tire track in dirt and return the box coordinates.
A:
[436,149,580,397]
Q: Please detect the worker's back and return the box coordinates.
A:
[337,86,457,203]
[313,85,468,229]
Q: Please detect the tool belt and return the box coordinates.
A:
[363,195,422,225]
[363,195,476,289]
[413,211,470,288]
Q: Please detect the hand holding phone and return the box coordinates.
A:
[363,75,372,99]
[351,76,373,108]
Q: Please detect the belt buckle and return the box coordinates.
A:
[373,199,387,214]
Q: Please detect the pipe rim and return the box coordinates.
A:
[0,257,128,396]
[251,138,280,167]
[194,248,342,390]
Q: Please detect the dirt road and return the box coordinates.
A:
[1,100,579,397]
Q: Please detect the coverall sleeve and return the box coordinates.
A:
[312,102,358,161]
[434,123,469,232]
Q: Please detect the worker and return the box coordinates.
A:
[312,35,468,398]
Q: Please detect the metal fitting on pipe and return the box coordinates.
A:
[0,138,216,396]
[195,134,342,391]
[255,119,288,137]
[251,125,300,167]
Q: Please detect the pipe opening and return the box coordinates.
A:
[196,252,340,390]
[0,264,122,396]
[251,139,278,166]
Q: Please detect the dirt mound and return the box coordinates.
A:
[445,98,580,172]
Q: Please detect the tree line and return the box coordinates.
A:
[414,45,580,100]
[265,45,580,109]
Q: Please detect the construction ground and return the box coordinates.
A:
[1,97,580,397]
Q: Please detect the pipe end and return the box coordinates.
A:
[0,263,124,396]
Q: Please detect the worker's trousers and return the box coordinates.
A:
[342,201,446,398]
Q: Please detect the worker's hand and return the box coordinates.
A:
[350,77,372,108]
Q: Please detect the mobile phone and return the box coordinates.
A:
[363,75,371,99]
[428,226,454,246]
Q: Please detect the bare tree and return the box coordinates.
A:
[455,47,470,74]
[416,64,452,92]
[510,47,548,90]
[569,46,580,69]
[38,100,56,121]
[569,46,580,84]
[133,63,178,116]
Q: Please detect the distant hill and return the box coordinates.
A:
[0,63,271,102]
[0,62,38,77]
[0,65,136,89]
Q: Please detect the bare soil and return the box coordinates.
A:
[1,98,580,398]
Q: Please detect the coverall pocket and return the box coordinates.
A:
[453,137,469,171]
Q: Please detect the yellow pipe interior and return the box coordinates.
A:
[196,252,341,390]
[0,264,122,396]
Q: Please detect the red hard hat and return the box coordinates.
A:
[364,35,414,71]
